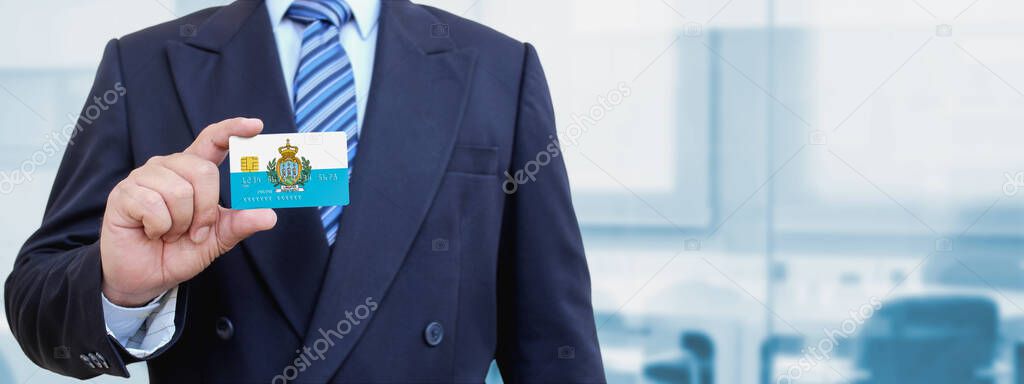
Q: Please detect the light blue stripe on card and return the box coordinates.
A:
[230,168,349,209]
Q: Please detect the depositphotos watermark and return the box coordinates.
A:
[558,82,632,148]
[776,297,882,384]
[272,297,379,384]
[1003,171,1024,196]
[0,82,126,195]
[502,135,562,195]
[501,82,632,195]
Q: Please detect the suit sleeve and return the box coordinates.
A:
[495,43,606,383]
[3,39,186,379]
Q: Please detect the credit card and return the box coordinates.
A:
[228,132,349,209]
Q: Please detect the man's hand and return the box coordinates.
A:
[99,118,277,307]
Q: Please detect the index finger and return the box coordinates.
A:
[185,117,263,164]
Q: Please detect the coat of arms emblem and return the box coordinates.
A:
[266,139,312,192]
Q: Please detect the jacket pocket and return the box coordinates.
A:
[446,145,498,176]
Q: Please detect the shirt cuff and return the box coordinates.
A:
[102,287,178,358]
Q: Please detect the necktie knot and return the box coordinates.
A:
[285,0,352,27]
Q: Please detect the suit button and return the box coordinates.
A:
[216,317,234,340]
[424,321,444,347]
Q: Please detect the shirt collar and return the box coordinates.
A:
[266,0,381,39]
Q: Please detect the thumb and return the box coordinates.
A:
[215,207,277,252]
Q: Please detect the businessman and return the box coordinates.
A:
[4,0,605,382]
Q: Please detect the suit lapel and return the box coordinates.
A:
[166,0,329,339]
[298,1,478,381]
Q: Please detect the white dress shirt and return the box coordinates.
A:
[103,0,380,358]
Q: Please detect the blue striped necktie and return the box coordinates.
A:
[285,0,358,245]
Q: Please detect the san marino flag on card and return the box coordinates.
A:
[229,132,349,209]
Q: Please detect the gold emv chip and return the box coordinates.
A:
[240,156,260,172]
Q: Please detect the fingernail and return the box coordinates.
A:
[192,226,210,243]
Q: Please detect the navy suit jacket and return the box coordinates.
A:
[4,0,605,382]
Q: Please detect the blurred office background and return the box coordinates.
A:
[1,0,1024,383]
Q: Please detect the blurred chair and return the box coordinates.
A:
[643,331,714,384]
[1017,343,1024,384]
[1000,317,1024,384]
[760,335,804,384]
[854,295,998,384]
